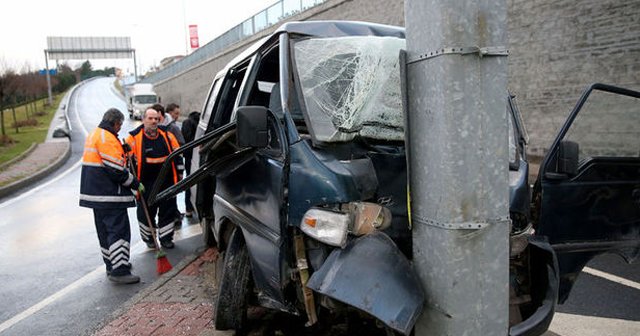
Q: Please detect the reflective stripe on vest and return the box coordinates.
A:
[146,156,168,164]
[79,194,135,203]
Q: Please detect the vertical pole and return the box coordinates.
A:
[405,0,510,335]
[44,50,53,106]
[133,50,138,83]
[182,0,189,55]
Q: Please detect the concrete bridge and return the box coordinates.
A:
[146,0,640,155]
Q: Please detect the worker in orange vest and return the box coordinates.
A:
[79,108,143,284]
[125,107,183,249]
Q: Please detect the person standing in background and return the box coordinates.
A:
[167,103,182,129]
[155,103,185,145]
[180,111,201,217]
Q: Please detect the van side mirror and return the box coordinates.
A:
[236,106,268,148]
[546,140,579,180]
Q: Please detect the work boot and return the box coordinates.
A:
[146,241,155,249]
[108,273,140,284]
[161,240,175,249]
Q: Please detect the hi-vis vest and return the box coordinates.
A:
[79,127,138,209]
[125,125,182,184]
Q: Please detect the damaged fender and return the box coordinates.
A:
[307,232,424,334]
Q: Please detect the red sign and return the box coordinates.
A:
[189,24,199,49]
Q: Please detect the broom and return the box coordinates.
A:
[139,193,173,274]
[124,145,173,275]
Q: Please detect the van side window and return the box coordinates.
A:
[244,44,279,112]
[242,43,283,154]
[202,78,222,122]
[210,64,249,130]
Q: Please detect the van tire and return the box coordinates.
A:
[214,227,251,331]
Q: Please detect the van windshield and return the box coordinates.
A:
[134,95,157,104]
[293,36,405,143]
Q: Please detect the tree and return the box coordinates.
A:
[53,63,77,93]
[80,60,93,80]
[0,58,18,138]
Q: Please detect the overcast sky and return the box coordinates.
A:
[0,0,277,74]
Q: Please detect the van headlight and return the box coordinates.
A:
[300,202,392,248]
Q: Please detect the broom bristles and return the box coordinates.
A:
[156,250,173,274]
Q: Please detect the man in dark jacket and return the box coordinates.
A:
[125,107,183,249]
[181,111,201,217]
[80,108,143,284]
[153,103,184,226]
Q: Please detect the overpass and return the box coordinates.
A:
[144,0,640,155]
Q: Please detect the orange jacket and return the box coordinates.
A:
[124,125,183,185]
[79,124,139,208]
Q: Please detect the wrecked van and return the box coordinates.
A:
[150,21,640,335]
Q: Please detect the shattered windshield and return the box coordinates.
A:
[293,36,405,143]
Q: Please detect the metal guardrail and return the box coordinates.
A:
[141,0,326,84]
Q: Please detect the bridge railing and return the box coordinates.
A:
[141,0,326,84]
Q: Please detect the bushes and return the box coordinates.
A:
[0,134,14,146]
[13,119,38,128]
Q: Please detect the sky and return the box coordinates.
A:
[0,0,277,74]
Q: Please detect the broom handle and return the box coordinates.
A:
[124,148,161,252]
[139,194,161,252]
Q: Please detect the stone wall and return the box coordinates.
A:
[154,0,640,154]
[508,0,640,154]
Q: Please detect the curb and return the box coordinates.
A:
[86,252,202,335]
[0,140,71,199]
[0,142,37,171]
[0,80,86,199]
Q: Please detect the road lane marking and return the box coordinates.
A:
[0,159,82,212]
[0,225,202,332]
[583,266,640,291]
[548,312,640,336]
[0,267,103,333]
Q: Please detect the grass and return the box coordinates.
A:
[0,94,64,166]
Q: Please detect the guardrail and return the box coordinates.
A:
[141,0,326,84]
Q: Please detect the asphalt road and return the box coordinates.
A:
[0,78,206,336]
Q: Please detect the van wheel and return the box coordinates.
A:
[214,227,252,331]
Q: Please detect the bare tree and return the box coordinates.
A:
[0,57,14,138]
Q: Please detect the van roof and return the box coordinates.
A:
[276,20,405,39]
[215,20,405,79]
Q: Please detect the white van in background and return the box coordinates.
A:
[124,83,159,119]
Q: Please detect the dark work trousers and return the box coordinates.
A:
[184,151,194,212]
[93,208,132,276]
[137,194,176,245]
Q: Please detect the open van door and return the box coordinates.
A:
[532,83,640,302]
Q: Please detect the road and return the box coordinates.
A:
[0,77,637,335]
[0,78,205,336]
[545,253,640,335]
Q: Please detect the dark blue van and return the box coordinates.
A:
[151,21,640,335]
